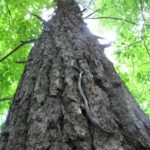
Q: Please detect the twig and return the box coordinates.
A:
[81,0,94,13]
[139,0,145,38]
[100,42,112,49]
[5,1,11,16]
[139,0,145,21]
[15,60,28,64]
[86,16,150,26]
[139,0,150,58]
[124,40,142,48]
[0,97,12,102]
[142,38,150,58]
[94,35,106,40]
[31,13,46,24]
[0,39,37,62]
[87,0,94,9]
[84,8,100,19]
[81,8,86,13]
[123,39,150,58]
[127,47,135,81]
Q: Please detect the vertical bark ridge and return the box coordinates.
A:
[83,32,150,149]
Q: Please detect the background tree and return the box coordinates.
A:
[0,0,150,149]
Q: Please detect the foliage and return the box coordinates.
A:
[93,0,150,116]
[0,0,149,130]
[0,0,55,124]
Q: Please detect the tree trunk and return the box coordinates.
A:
[1,0,150,149]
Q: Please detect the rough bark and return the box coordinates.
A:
[1,0,150,149]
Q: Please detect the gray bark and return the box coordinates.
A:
[0,0,150,149]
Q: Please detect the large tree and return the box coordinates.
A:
[0,0,150,149]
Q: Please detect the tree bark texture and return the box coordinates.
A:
[1,0,150,149]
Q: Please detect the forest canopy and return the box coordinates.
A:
[0,0,150,128]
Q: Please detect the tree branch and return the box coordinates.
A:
[87,0,94,8]
[100,42,112,49]
[86,16,150,26]
[5,1,11,16]
[31,13,46,24]
[15,60,28,64]
[0,39,37,62]
[138,1,150,58]
[84,8,100,19]
[81,8,86,13]
[124,40,142,48]
[0,97,12,102]
[94,35,105,40]
[123,39,150,58]
[81,0,94,13]
[139,0,145,22]
[142,38,150,58]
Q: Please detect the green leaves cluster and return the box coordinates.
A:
[0,0,55,119]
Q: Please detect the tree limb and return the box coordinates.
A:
[15,60,28,64]
[0,97,12,102]
[139,0,150,58]
[31,13,46,24]
[81,8,86,13]
[124,40,142,48]
[139,0,145,22]
[94,35,106,40]
[84,8,100,19]
[81,0,94,13]
[142,38,150,58]
[86,16,150,27]
[5,1,11,16]
[100,42,112,49]
[0,39,37,62]
[86,0,94,9]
